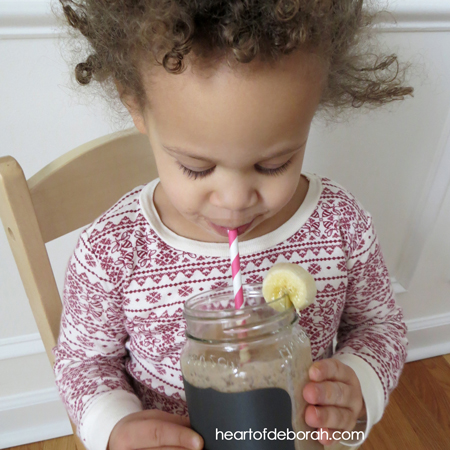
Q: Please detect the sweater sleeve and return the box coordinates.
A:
[52,229,143,450]
[332,216,408,445]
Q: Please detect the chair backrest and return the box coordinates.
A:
[0,128,157,366]
[0,128,157,449]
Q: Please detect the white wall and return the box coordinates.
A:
[1,0,450,446]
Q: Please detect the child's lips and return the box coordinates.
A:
[208,220,255,237]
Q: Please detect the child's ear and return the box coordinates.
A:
[115,80,147,135]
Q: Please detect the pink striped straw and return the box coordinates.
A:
[227,229,244,309]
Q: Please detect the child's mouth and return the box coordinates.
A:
[208,220,254,237]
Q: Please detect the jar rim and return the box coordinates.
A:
[183,284,298,344]
[185,314,298,345]
[183,283,292,321]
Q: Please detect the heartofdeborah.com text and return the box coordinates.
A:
[216,428,365,442]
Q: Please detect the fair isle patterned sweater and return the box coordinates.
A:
[53,173,407,450]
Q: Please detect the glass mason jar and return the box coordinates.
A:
[180,284,323,450]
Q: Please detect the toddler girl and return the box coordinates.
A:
[53,1,412,449]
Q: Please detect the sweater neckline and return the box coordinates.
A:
[139,172,322,257]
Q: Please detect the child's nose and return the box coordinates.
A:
[210,174,259,212]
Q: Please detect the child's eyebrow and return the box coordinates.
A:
[161,140,307,161]
[162,145,212,161]
[258,142,307,161]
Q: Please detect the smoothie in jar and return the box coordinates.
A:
[181,284,323,450]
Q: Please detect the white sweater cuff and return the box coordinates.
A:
[79,390,144,450]
[332,353,384,447]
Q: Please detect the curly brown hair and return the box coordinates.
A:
[56,0,413,113]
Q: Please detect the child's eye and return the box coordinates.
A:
[177,162,215,180]
[255,159,293,176]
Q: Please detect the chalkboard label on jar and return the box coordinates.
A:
[183,378,296,450]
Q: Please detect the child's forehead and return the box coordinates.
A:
[145,57,324,126]
[140,48,326,93]
[140,51,324,156]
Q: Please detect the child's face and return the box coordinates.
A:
[127,50,325,242]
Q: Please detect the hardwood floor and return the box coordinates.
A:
[6,437,76,450]
[360,353,450,450]
[6,354,450,450]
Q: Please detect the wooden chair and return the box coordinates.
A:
[0,128,157,450]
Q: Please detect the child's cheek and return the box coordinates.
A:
[265,175,300,211]
[164,183,203,214]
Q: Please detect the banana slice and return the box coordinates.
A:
[262,263,317,312]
